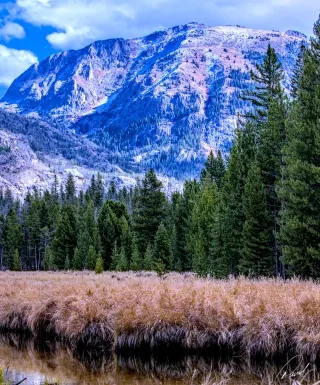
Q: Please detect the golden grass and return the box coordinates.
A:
[1,272,320,361]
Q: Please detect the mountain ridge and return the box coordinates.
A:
[0,23,307,178]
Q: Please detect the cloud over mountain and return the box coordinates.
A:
[5,0,318,50]
[0,44,38,86]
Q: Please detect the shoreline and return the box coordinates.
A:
[1,272,320,363]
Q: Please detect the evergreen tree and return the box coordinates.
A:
[52,205,77,269]
[209,191,226,277]
[187,181,218,275]
[258,91,287,277]
[87,245,97,270]
[64,255,71,270]
[66,173,76,203]
[291,43,307,98]
[98,202,118,269]
[43,246,54,271]
[241,44,284,122]
[95,173,104,207]
[13,249,21,271]
[130,237,143,271]
[73,247,82,270]
[134,169,167,254]
[3,208,21,270]
[279,17,320,277]
[115,246,129,271]
[241,162,273,276]
[153,223,172,272]
[143,243,154,271]
[200,150,226,188]
[95,255,104,274]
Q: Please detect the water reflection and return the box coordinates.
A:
[0,334,319,385]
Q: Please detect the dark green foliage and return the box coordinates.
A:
[133,169,167,254]
[13,249,21,271]
[129,234,142,271]
[98,202,118,269]
[241,162,273,276]
[290,43,307,98]
[241,44,283,122]
[95,255,104,274]
[52,205,77,270]
[143,243,154,271]
[87,245,97,270]
[66,173,76,204]
[279,17,320,278]
[153,223,172,273]
[200,150,226,188]
[188,181,218,275]
[3,209,21,270]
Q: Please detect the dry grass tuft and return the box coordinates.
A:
[1,272,320,361]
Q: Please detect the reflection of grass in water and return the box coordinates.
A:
[1,335,320,385]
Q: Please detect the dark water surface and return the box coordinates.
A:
[0,334,319,385]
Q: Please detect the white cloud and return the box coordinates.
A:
[0,21,26,41]
[0,44,38,86]
[8,0,320,50]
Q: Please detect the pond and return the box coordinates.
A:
[0,334,319,385]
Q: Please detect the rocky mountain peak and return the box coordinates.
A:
[0,23,307,179]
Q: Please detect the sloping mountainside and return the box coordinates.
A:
[0,23,307,178]
[0,110,137,196]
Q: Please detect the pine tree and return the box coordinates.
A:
[95,173,104,207]
[200,150,226,188]
[153,223,172,272]
[209,191,226,277]
[111,241,119,270]
[241,44,284,122]
[64,255,71,270]
[143,243,154,271]
[107,181,117,201]
[13,249,21,271]
[43,246,54,271]
[98,202,118,269]
[241,162,273,276]
[3,208,21,270]
[95,255,104,274]
[130,237,143,271]
[87,245,97,270]
[291,43,307,98]
[134,169,167,254]
[52,205,77,269]
[66,173,76,203]
[115,246,129,271]
[73,247,82,270]
[187,181,218,275]
[258,91,287,277]
[279,17,320,278]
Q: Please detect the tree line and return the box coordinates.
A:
[0,16,319,278]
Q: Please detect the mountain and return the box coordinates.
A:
[0,23,307,179]
[0,110,181,196]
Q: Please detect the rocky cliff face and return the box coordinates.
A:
[0,23,307,178]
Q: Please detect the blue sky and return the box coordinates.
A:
[0,0,319,98]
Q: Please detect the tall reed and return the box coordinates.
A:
[1,272,320,361]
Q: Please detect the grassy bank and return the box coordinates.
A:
[1,272,320,361]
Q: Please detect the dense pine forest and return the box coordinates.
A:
[0,17,319,278]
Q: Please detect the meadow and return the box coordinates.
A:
[0,272,320,363]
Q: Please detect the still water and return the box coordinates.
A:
[0,334,319,385]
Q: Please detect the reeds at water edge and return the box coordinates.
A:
[1,272,320,363]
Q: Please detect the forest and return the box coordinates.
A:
[0,16,319,279]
